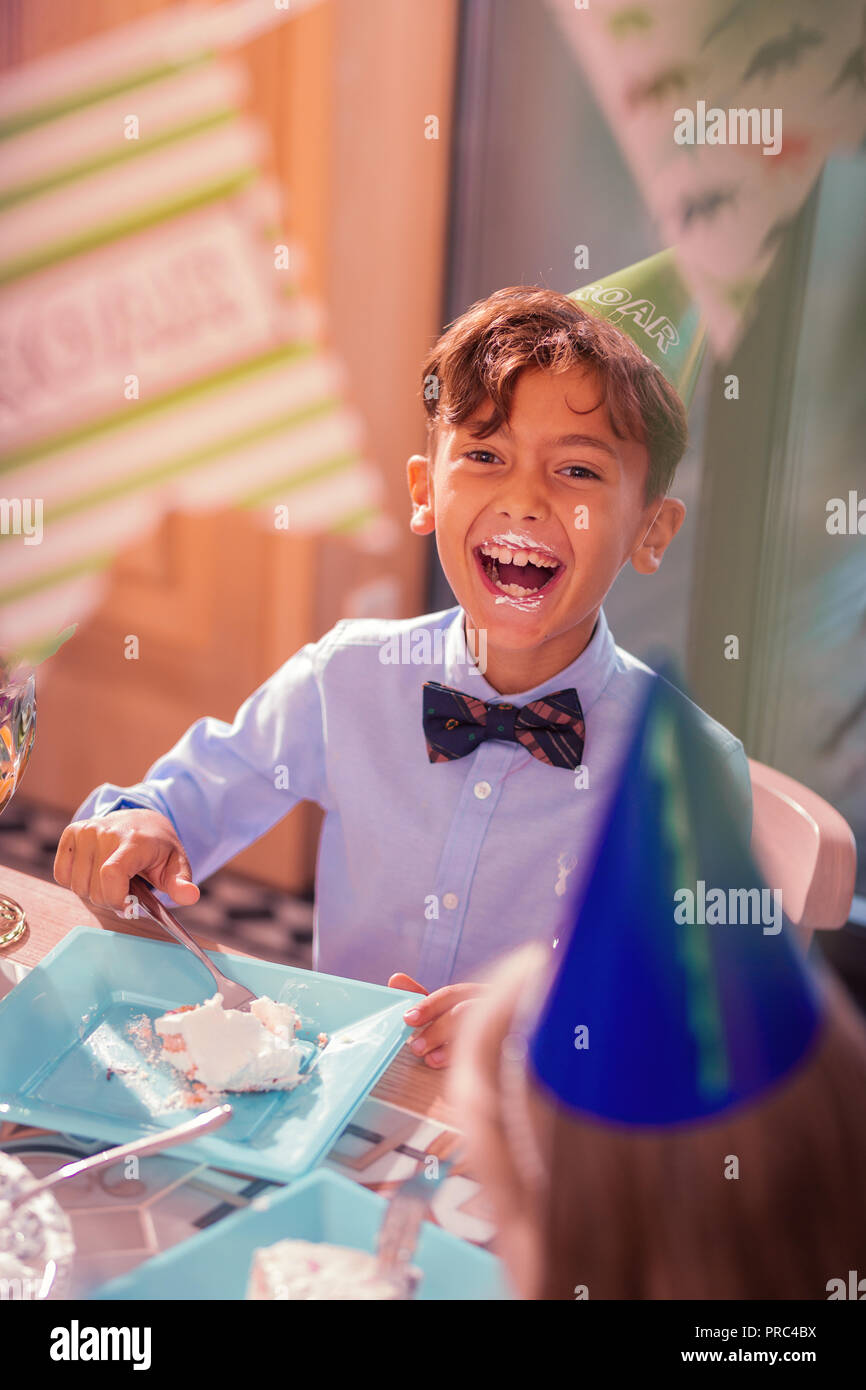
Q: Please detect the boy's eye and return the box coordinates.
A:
[459,451,599,478]
[559,465,600,480]
[463,449,501,464]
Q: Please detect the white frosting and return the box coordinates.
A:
[247,1239,405,1301]
[154,992,304,1091]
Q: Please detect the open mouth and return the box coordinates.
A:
[474,542,563,599]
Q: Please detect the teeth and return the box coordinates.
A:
[479,543,558,569]
[488,580,537,596]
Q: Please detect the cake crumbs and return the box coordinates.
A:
[123,1010,222,1109]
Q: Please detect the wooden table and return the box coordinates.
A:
[0,863,455,1126]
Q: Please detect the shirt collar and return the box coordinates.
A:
[442,606,617,714]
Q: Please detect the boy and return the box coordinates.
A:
[56,251,750,1069]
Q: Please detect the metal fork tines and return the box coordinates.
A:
[127,874,258,1012]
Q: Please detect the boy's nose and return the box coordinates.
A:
[494,472,551,523]
[498,504,547,522]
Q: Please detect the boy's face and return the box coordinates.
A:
[408,364,685,691]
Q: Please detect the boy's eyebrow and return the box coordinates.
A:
[547,432,618,459]
[463,420,618,459]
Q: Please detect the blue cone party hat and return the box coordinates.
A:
[528,670,824,1127]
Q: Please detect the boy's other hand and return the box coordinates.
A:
[389,976,487,1069]
[54,808,201,914]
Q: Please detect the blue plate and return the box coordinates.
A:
[92,1167,510,1300]
[0,926,416,1183]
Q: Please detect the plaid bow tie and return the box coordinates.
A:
[422,681,585,769]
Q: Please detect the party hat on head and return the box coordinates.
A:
[570,248,706,409]
[527,669,824,1127]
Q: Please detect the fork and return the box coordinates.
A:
[127,874,259,1012]
[6,1104,233,1213]
[374,1158,452,1297]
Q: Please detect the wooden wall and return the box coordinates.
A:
[1,0,458,891]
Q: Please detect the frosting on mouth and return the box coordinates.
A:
[476,542,561,598]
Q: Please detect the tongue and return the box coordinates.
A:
[497,560,550,591]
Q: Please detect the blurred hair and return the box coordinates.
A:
[451,944,866,1300]
[421,287,689,499]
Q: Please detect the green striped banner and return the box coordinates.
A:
[0,15,382,661]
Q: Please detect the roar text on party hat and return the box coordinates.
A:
[569,248,706,409]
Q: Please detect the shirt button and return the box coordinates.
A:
[442,892,459,910]
[474,781,492,800]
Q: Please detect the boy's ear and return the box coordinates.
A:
[407,453,435,536]
[630,497,686,575]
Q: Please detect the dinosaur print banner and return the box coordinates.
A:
[546,0,866,355]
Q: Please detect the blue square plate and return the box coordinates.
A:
[92,1167,510,1300]
[0,926,416,1183]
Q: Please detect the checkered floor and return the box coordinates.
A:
[0,797,314,968]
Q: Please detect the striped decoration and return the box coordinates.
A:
[0,3,384,662]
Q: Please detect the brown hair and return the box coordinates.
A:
[421,287,689,499]
[450,945,866,1300]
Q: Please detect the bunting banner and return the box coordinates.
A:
[0,1,384,660]
[546,0,866,356]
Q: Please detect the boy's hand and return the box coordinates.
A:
[388,972,487,1069]
[54,809,200,914]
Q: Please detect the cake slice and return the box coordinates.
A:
[154,992,305,1092]
[247,1238,413,1300]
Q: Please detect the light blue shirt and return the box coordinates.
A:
[72,606,751,990]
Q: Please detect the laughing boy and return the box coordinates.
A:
[57,250,750,1068]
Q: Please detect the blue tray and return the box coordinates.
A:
[92,1167,510,1300]
[0,926,416,1183]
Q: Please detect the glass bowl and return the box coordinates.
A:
[0,1150,76,1300]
